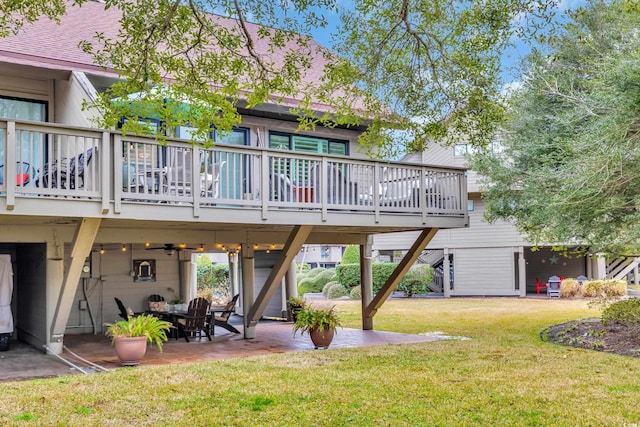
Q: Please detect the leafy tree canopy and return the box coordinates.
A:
[470,0,640,255]
[1,0,562,156]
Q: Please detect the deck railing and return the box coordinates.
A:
[0,119,467,222]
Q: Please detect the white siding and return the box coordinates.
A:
[452,248,518,296]
[254,251,285,319]
[373,196,527,251]
[66,247,181,335]
[0,73,49,99]
[55,72,100,127]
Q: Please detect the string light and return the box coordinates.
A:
[121,244,127,252]
[100,245,105,255]
[198,244,204,252]
[145,242,150,247]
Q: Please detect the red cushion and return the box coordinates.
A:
[16,174,29,185]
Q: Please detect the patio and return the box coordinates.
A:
[1,319,447,382]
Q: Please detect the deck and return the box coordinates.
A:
[0,119,468,233]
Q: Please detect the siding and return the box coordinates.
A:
[66,247,181,335]
[55,72,99,127]
[373,196,526,251]
[0,73,49,99]
[452,247,517,296]
[254,250,285,318]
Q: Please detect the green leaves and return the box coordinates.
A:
[471,0,640,255]
[104,314,172,352]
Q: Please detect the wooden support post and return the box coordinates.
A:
[246,225,312,327]
[364,228,438,319]
[361,235,374,330]
[241,244,256,339]
[49,218,101,349]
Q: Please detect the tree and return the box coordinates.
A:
[1,0,560,156]
[470,0,640,255]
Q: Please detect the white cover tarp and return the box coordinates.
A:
[0,255,14,334]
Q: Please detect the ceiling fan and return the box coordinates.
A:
[145,243,196,256]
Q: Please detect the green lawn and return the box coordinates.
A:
[2,298,639,426]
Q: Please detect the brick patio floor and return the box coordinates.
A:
[1,318,446,382]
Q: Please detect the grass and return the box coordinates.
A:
[2,298,640,426]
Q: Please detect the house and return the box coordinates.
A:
[0,2,468,355]
[373,142,639,296]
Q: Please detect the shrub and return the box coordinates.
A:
[349,286,361,300]
[322,281,339,298]
[582,279,627,298]
[336,262,412,294]
[603,280,627,297]
[326,283,348,299]
[560,278,580,298]
[298,269,337,294]
[398,265,434,296]
[582,280,605,298]
[341,245,360,264]
[336,263,360,289]
[602,298,640,326]
[307,267,326,277]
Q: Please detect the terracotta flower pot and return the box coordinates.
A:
[309,326,335,349]
[113,336,148,366]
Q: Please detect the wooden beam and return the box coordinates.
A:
[246,225,312,327]
[50,218,101,343]
[364,228,438,318]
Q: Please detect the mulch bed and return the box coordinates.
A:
[541,318,640,357]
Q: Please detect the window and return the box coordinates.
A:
[467,200,475,211]
[269,132,349,183]
[269,132,348,156]
[0,96,47,173]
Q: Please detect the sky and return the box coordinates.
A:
[297,0,587,84]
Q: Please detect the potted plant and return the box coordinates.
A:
[292,305,341,349]
[104,314,172,366]
[287,296,307,322]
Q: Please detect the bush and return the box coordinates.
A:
[322,281,339,298]
[349,286,361,300]
[582,280,605,298]
[398,265,434,296]
[582,279,627,298]
[341,245,360,264]
[298,268,337,295]
[336,263,360,289]
[307,267,326,278]
[336,262,412,294]
[326,283,348,299]
[603,280,627,297]
[602,298,640,326]
[560,278,580,298]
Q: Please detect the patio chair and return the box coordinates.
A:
[165,147,193,197]
[210,294,241,336]
[177,297,211,342]
[0,161,35,187]
[37,147,95,190]
[535,277,548,294]
[114,297,142,320]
